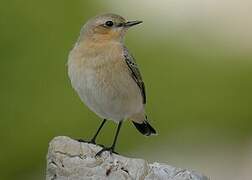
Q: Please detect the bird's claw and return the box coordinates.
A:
[76,139,88,143]
[76,138,105,148]
[95,147,118,157]
[76,138,96,144]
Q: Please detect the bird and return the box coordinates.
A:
[67,13,156,156]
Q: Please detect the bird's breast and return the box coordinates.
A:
[68,46,143,121]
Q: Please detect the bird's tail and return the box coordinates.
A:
[132,116,157,136]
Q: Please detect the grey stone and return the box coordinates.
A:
[46,136,209,180]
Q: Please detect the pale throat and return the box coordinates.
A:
[74,37,123,66]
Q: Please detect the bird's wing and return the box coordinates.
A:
[123,47,146,104]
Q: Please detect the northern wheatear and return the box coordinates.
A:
[68,13,156,156]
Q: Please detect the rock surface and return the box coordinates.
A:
[46,136,209,180]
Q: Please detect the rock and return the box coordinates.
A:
[46,136,209,180]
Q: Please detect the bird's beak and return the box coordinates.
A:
[124,20,143,27]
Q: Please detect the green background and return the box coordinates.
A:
[1,1,251,179]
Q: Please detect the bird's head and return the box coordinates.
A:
[79,13,142,43]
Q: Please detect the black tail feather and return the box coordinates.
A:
[132,121,156,136]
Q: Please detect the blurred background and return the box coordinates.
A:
[1,0,252,179]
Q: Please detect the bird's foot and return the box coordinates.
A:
[95,147,118,157]
[76,138,94,144]
[76,138,87,143]
[76,138,105,148]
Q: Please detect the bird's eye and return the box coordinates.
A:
[105,21,114,27]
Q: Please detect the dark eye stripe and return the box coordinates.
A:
[117,23,124,27]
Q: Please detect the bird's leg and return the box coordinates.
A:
[90,119,107,144]
[110,121,122,151]
[96,121,122,157]
[77,119,107,145]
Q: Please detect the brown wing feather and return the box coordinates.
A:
[123,47,146,104]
